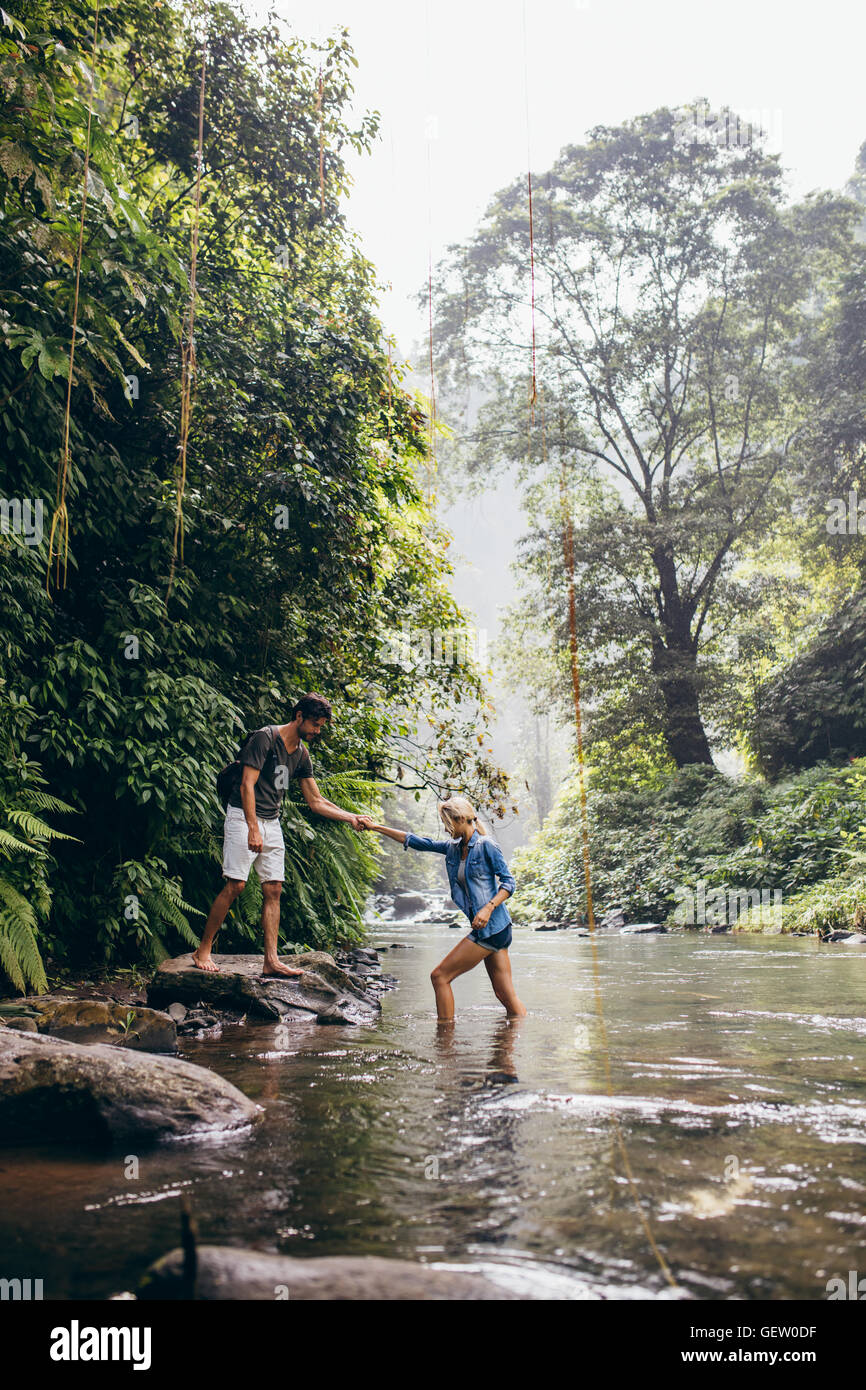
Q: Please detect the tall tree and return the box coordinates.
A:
[430,104,857,766]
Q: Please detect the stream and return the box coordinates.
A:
[2,916,866,1300]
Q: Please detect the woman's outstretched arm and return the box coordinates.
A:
[357,819,448,854]
[362,821,408,845]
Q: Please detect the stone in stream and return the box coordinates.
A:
[137,1245,524,1301]
[0,1029,261,1148]
[148,953,381,1026]
[390,892,429,919]
[620,923,667,934]
[838,933,866,945]
[598,908,626,929]
[0,997,177,1052]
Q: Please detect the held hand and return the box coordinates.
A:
[351,813,375,831]
[247,823,264,854]
[472,904,493,931]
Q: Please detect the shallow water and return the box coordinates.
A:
[2,925,866,1300]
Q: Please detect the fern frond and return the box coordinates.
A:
[4,808,79,842]
[0,905,48,993]
[20,790,78,816]
[0,827,41,855]
[140,892,200,946]
[0,877,37,930]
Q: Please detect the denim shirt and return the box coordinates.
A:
[403,829,516,939]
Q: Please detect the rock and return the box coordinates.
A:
[535,923,563,932]
[708,924,732,934]
[839,933,866,945]
[0,1030,261,1148]
[388,943,413,949]
[598,908,626,929]
[22,997,178,1053]
[620,923,667,934]
[2,1015,38,1032]
[391,893,429,919]
[316,1001,359,1025]
[148,954,381,1026]
[137,1245,524,1301]
[166,1003,188,1023]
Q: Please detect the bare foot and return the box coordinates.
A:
[261,961,304,979]
[191,951,219,973]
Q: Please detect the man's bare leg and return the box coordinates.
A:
[192,878,246,972]
[261,881,303,977]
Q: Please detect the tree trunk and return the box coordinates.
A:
[652,635,714,766]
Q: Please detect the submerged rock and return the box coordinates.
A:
[0,1030,261,1147]
[0,997,177,1052]
[620,923,667,934]
[148,953,381,1026]
[137,1245,523,1301]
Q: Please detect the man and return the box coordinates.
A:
[192,693,367,977]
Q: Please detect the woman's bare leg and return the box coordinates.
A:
[430,937,491,1021]
[484,949,527,1017]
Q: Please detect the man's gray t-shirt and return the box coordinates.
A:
[228,726,313,820]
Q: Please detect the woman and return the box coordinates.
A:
[363,796,526,1021]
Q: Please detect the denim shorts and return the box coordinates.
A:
[467,924,512,952]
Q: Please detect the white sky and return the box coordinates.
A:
[256,0,866,359]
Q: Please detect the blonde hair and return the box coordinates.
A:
[438,795,488,837]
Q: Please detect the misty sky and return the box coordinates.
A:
[267,0,865,360]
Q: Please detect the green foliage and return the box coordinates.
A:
[433,103,860,770]
[512,757,866,930]
[748,586,866,776]
[0,2,505,987]
[0,688,77,991]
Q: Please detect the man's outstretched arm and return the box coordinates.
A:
[298,776,365,830]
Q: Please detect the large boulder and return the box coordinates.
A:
[0,997,177,1052]
[148,953,381,1026]
[391,892,429,919]
[137,1245,523,1301]
[0,1029,261,1148]
[620,923,668,935]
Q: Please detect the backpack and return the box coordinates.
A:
[216,725,277,809]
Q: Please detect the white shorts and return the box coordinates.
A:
[222,805,285,883]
